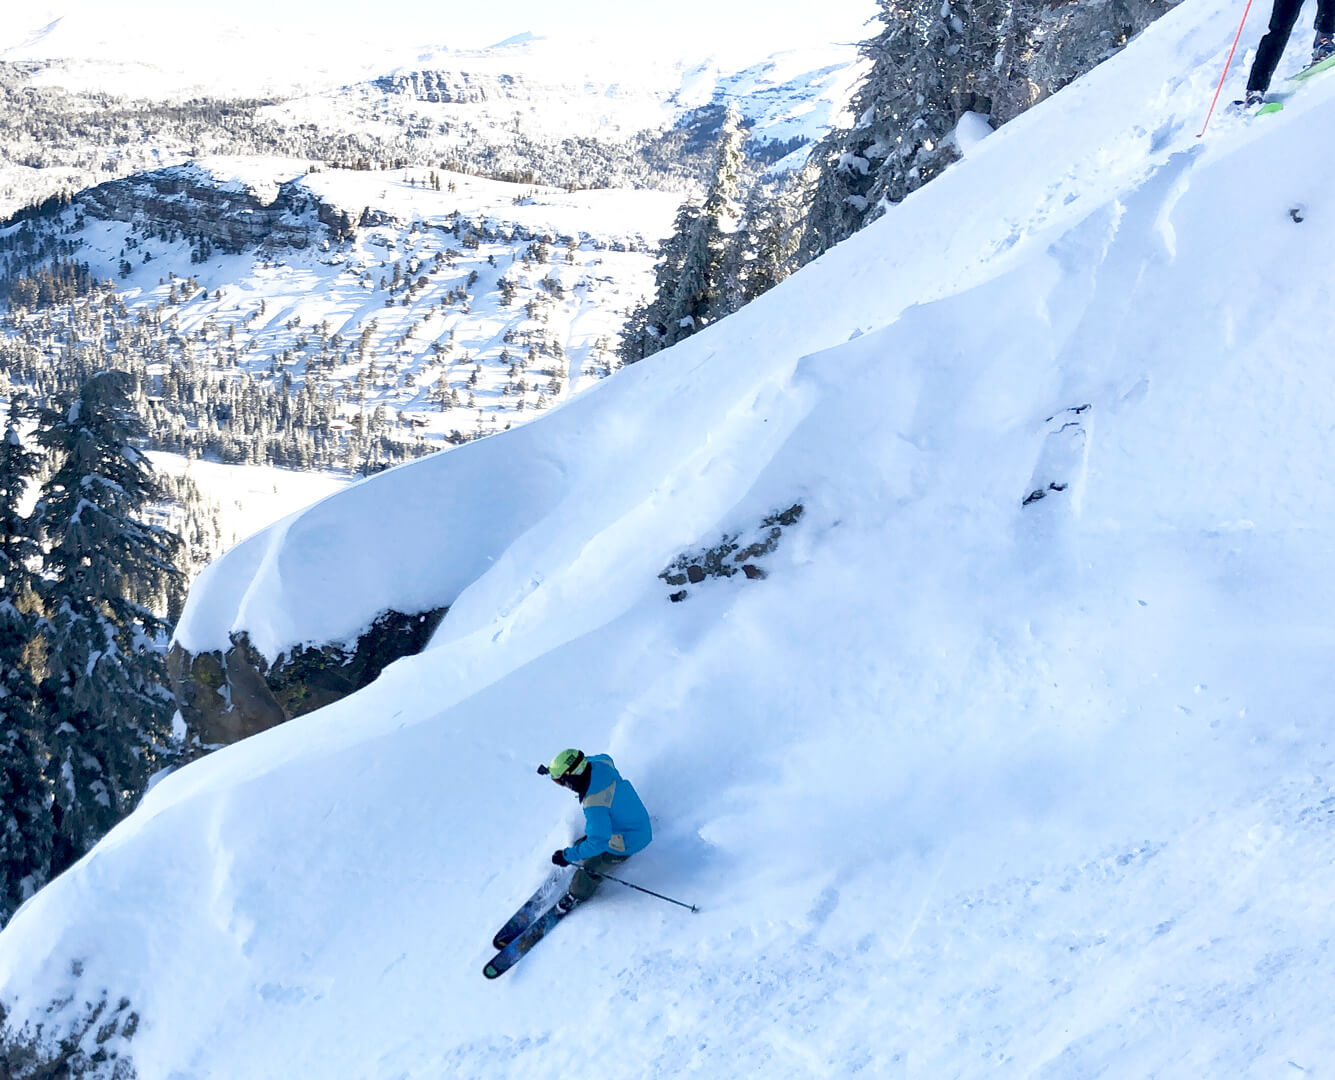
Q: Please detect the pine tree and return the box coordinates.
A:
[798,0,1174,263]
[617,200,697,365]
[33,372,184,880]
[696,105,747,327]
[0,598,49,927]
[799,0,928,262]
[0,398,41,585]
[719,174,808,313]
[0,399,52,926]
[621,105,748,363]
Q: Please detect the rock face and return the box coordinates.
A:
[74,164,355,254]
[168,606,447,751]
[660,504,804,602]
[0,986,140,1080]
[372,70,524,104]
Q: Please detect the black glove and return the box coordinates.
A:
[551,849,570,867]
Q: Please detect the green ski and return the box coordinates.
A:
[1254,53,1335,114]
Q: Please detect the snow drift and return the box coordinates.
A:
[4,1,1335,1076]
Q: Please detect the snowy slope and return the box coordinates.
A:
[5,2,1335,1078]
[15,158,678,450]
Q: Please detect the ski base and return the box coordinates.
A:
[491,868,568,951]
[483,901,573,979]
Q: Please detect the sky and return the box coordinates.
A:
[0,0,879,96]
[5,0,879,56]
[331,0,878,51]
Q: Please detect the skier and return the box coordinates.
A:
[539,749,652,912]
[1244,0,1335,105]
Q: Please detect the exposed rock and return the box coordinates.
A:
[0,987,139,1079]
[168,606,448,751]
[661,503,804,601]
[372,70,524,104]
[74,164,347,255]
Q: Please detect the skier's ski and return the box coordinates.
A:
[483,897,577,979]
[1293,52,1335,82]
[1249,53,1335,116]
[491,868,570,950]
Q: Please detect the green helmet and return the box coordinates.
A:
[546,748,589,779]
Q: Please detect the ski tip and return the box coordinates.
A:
[483,963,503,979]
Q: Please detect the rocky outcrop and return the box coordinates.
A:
[661,504,804,603]
[168,606,447,751]
[372,70,524,104]
[0,986,139,1079]
[75,164,354,254]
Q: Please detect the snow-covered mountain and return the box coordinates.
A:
[5,1,1335,1078]
[1,21,859,222]
[2,157,677,456]
[280,36,861,157]
[1,4,866,102]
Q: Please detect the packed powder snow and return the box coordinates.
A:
[3,1,1335,1077]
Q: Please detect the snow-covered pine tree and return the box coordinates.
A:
[0,398,41,589]
[800,0,957,262]
[799,0,1179,263]
[618,199,700,366]
[695,104,747,328]
[719,173,808,314]
[32,372,184,880]
[0,399,52,926]
[621,106,748,363]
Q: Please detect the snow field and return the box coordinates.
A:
[145,452,355,555]
[36,159,680,454]
[4,1,1335,1077]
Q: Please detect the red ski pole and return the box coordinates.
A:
[1199,0,1258,137]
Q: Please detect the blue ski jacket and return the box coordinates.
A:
[562,755,652,863]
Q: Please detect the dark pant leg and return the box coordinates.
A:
[1248,0,1307,91]
[1316,0,1335,37]
[569,853,628,901]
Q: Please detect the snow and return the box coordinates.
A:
[260,35,860,157]
[38,158,679,451]
[1,18,859,219]
[145,452,355,556]
[951,109,995,154]
[5,2,1335,1078]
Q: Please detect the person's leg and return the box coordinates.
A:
[1314,0,1335,57]
[1315,0,1335,37]
[568,853,628,902]
[1248,0,1307,92]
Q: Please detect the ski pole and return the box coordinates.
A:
[585,868,699,913]
[1198,0,1258,137]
